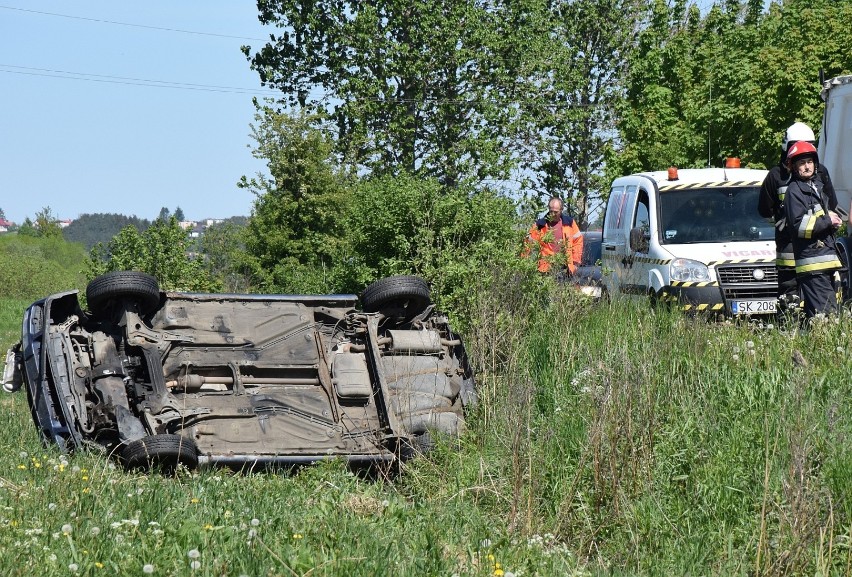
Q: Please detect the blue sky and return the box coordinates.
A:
[1,2,278,224]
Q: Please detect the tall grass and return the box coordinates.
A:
[1,271,851,576]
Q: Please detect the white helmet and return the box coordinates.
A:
[782,122,816,151]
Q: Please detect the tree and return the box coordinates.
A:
[0,207,5,220]
[157,207,170,221]
[512,0,648,227]
[62,213,150,250]
[17,218,37,237]
[87,217,219,292]
[174,207,185,222]
[614,0,852,175]
[238,109,353,293]
[199,220,250,293]
[244,0,526,187]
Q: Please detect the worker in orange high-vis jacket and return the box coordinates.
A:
[523,196,584,276]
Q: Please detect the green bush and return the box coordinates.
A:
[0,235,87,300]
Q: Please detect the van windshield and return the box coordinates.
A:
[659,186,774,244]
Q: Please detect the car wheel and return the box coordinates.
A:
[120,434,199,474]
[86,271,160,316]
[361,275,430,323]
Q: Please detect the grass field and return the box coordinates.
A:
[1,285,851,576]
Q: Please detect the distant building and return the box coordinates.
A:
[0,218,14,233]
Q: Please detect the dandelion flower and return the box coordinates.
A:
[48,503,57,511]
[187,549,201,560]
[69,563,79,572]
[61,524,73,535]
[250,518,260,527]
[142,564,155,574]
[90,527,100,536]
[190,561,201,570]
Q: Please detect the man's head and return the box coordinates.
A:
[782,122,816,153]
[546,197,564,224]
[786,140,819,180]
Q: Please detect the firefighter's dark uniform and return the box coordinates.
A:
[758,157,838,308]
[784,172,841,317]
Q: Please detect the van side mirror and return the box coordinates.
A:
[630,226,650,253]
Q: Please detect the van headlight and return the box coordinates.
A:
[670,258,710,282]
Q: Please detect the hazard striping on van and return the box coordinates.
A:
[682,303,725,312]
[600,254,671,265]
[708,258,774,266]
[658,181,763,190]
[670,280,718,288]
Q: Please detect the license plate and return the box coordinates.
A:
[730,299,776,314]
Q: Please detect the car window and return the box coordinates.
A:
[582,234,602,266]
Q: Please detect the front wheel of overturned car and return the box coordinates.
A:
[120,434,199,474]
[86,271,161,317]
[361,275,430,323]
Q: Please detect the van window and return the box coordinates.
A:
[659,186,774,243]
[634,190,650,232]
[604,186,627,232]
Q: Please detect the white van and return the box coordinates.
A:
[819,74,852,299]
[601,164,778,316]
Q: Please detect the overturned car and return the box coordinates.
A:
[3,272,476,472]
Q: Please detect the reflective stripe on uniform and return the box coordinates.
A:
[798,208,824,239]
[796,253,841,274]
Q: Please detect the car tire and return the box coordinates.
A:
[361,275,430,322]
[86,271,160,316]
[120,434,199,474]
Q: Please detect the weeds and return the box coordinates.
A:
[1,273,852,575]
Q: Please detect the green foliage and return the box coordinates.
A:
[238,108,353,294]
[346,173,535,328]
[87,217,220,292]
[615,0,852,176]
[514,0,648,226]
[246,0,522,188]
[0,234,88,300]
[4,282,852,575]
[198,220,252,293]
[62,213,151,251]
[34,207,63,239]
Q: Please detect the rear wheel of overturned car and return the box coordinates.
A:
[361,275,430,323]
[120,434,199,474]
[86,271,161,317]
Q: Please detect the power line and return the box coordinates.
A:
[0,63,285,96]
[0,5,269,42]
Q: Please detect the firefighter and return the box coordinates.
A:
[523,197,584,277]
[757,122,840,311]
[783,141,842,319]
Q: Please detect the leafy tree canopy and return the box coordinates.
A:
[87,217,220,292]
